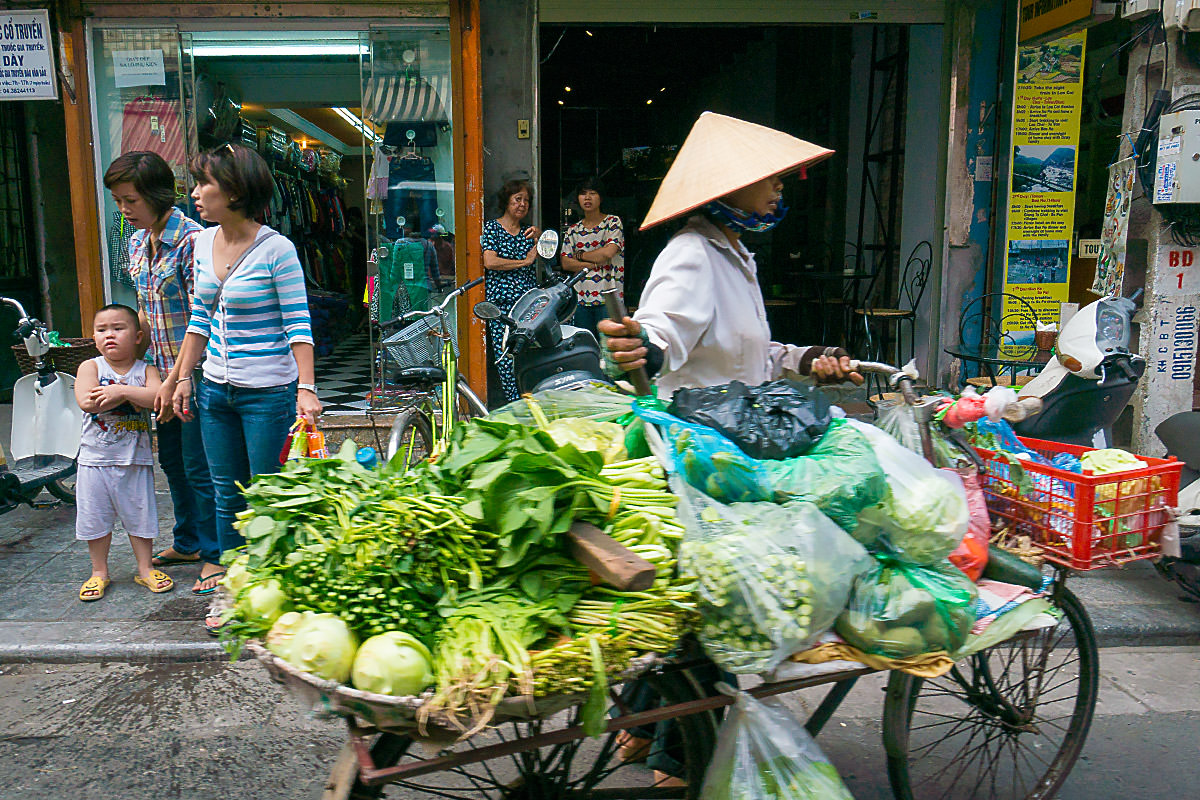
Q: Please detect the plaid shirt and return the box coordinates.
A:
[127,208,203,374]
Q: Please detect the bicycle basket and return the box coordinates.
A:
[382,314,459,371]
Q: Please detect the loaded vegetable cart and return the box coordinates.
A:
[215,362,1178,799]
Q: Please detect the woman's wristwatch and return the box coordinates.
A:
[298,383,317,394]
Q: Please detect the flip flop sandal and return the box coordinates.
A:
[79,576,111,602]
[192,570,226,596]
[134,570,175,593]
[204,612,226,637]
[152,549,201,567]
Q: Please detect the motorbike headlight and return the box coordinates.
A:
[1097,309,1126,345]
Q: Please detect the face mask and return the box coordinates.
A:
[705,198,789,233]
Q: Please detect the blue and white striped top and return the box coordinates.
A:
[187,225,313,388]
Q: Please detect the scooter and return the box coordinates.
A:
[1153,411,1200,602]
[473,230,612,394]
[0,297,82,512]
[1014,293,1145,448]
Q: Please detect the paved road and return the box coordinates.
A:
[1,646,1196,799]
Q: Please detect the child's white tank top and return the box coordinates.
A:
[78,357,154,467]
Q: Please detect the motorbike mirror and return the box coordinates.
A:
[536,229,560,260]
[473,301,504,321]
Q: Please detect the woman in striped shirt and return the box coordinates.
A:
[157,144,320,631]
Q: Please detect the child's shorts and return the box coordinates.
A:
[75,464,158,541]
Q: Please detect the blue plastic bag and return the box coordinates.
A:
[634,406,771,502]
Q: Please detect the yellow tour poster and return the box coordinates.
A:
[1002,30,1085,353]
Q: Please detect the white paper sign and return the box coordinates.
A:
[975,156,993,182]
[0,10,57,101]
[112,49,165,88]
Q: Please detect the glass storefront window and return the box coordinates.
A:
[89,26,189,307]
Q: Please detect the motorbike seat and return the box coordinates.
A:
[1155,411,1200,472]
[389,366,446,385]
[1013,367,1141,448]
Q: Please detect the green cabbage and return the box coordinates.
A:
[544,419,627,464]
[856,474,969,564]
[285,613,359,682]
[237,579,289,627]
[265,611,309,660]
[221,555,252,596]
[351,631,435,696]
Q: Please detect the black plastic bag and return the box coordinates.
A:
[670,380,833,460]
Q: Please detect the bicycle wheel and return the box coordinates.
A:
[46,472,77,504]
[883,585,1098,800]
[384,408,435,469]
[340,666,720,799]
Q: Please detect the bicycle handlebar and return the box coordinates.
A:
[1,296,30,321]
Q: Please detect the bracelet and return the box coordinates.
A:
[298,383,317,393]
[176,376,192,383]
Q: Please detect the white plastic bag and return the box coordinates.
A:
[675,479,873,674]
[847,420,969,565]
[702,685,855,800]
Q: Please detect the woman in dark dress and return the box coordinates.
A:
[480,179,540,402]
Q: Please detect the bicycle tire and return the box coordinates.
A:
[384,408,435,468]
[883,585,1098,799]
[46,472,77,505]
[341,665,720,799]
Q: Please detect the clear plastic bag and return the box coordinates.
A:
[835,557,979,658]
[702,686,855,800]
[874,397,967,468]
[675,479,873,673]
[488,387,635,425]
[637,407,772,502]
[847,420,969,564]
[948,468,990,581]
[763,421,889,532]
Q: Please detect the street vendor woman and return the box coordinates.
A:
[599,111,863,392]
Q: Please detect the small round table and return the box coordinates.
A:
[944,344,1051,387]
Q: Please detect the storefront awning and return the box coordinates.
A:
[364,74,449,124]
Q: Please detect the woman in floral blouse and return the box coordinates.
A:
[559,176,624,340]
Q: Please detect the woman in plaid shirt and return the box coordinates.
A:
[104,151,221,595]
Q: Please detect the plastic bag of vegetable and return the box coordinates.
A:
[847,420,969,563]
[948,468,990,581]
[763,421,888,532]
[675,479,873,673]
[669,379,834,460]
[636,407,772,503]
[874,396,967,468]
[489,387,634,425]
[701,685,855,800]
[835,556,979,658]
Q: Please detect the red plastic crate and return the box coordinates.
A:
[973,436,1181,571]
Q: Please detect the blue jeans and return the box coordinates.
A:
[571,303,607,341]
[197,378,296,556]
[157,416,219,565]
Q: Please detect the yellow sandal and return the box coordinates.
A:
[79,576,110,602]
[134,570,174,593]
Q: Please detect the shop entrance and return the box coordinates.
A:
[538,24,941,356]
[89,24,457,412]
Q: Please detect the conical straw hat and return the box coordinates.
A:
[640,112,834,230]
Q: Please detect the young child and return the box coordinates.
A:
[74,304,173,601]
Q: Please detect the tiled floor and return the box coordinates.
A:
[314,332,374,412]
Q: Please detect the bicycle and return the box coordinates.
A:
[374,277,489,468]
[311,359,1098,799]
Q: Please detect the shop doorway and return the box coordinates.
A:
[538,24,936,355]
[89,24,457,412]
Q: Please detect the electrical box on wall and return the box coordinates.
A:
[1124,0,1159,20]
[1163,0,1200,30]
[1154,111,1200,204]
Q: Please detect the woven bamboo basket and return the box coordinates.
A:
[12,339,100,376]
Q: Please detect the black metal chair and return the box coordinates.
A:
[856,240,933,372]
[954,292,1042,388]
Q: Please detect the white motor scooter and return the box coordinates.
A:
[0,297,82,512]
[1014,293,1144,448]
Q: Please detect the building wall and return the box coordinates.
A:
[480,0,537,221]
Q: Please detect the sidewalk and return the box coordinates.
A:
[1,403,1198,664]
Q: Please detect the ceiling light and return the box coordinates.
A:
[659,86,666,92]
[646,99,653,105]
[564,86,572,92]
[558,100,564,105]
[190,43,367,57]
[585,30,593,36]
[332,107,381,143]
